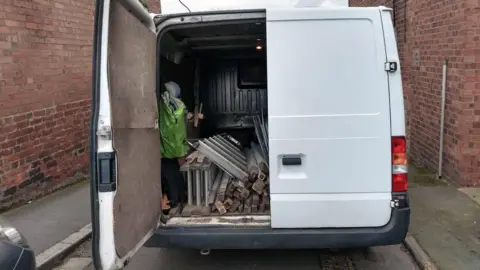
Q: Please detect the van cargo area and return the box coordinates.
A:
[158,20,271,226]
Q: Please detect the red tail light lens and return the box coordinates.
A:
[392,136,407,192]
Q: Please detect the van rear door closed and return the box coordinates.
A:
[267,7,392,228]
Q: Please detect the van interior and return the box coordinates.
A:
[158,20,271,226]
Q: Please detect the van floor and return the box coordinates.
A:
[165,204,270,227]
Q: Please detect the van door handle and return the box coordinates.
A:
[282,156,302,166]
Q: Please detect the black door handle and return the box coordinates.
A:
[282,156,302,166]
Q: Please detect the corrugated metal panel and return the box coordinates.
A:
[202,61,267,115]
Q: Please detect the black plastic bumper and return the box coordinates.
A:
[146,208,410,249]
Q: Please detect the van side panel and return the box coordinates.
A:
[267,8,392,228]
[380,9,406,137]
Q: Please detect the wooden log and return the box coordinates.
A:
[208,171,223,205]
[252,178,265,194]
[245,148,259,180]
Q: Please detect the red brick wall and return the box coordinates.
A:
[0,0,162,210]
[349,0,480,186]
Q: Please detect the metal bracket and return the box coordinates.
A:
[385,61,398,72]
[390,199,400,208]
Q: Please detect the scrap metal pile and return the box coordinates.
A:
[186,130,270,215]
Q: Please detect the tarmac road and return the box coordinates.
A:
[79,240,418,270]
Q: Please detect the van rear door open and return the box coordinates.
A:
[91,1,161,269]
[266,8,393,228]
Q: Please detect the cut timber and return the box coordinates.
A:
[252,194,260,207]
[216,172,230,202]
[208,171,223,205]
[245,194,253,207]
[252,178,265,195]
[251,142,269,173]
[186,151,200,164]
[230,199,242,212]
[196,153,205,163]
[214,201,227,215]
[238,203,244,213]
[245,148,259,180]
[224,198,233,210]
[240,188,250,199]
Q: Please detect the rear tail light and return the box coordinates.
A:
[392,136,407,192]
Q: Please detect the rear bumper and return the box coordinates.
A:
[146,208,410,249]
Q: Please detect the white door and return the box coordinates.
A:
[267,7,393,228]
[91,1,160,269]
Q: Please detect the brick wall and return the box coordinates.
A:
[0,0,162,210]
[349,0,480,186]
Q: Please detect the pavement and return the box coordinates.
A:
[408,165,480,270]
[3,181,91,254]
[2,166,479,270]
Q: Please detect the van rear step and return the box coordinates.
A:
[165,215,271,227]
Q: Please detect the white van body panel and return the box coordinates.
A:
[267,8,393,228]
[160,0,348,14]
[380,9,406,137]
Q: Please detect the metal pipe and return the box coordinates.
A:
[187,170,193,205]
[204,170,210,206]
[438,60,448,179]
[195,170,201,206]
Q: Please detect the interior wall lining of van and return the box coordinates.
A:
[201,61,267,129]
[109,1,162,258]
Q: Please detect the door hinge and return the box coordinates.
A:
[385,61,398,72]
[96,126,112,140]
[390,199,400,208]
[98,152,117,192]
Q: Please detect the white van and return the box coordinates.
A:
[90,1,410,269]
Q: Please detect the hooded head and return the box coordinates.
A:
[164,81,181,98]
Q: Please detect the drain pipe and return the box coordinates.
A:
[437,60,448,179]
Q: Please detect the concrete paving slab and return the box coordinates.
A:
[459,187,480,205]
[409,186,480,270]
[54,257,92,270]
[4,181,91,254]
